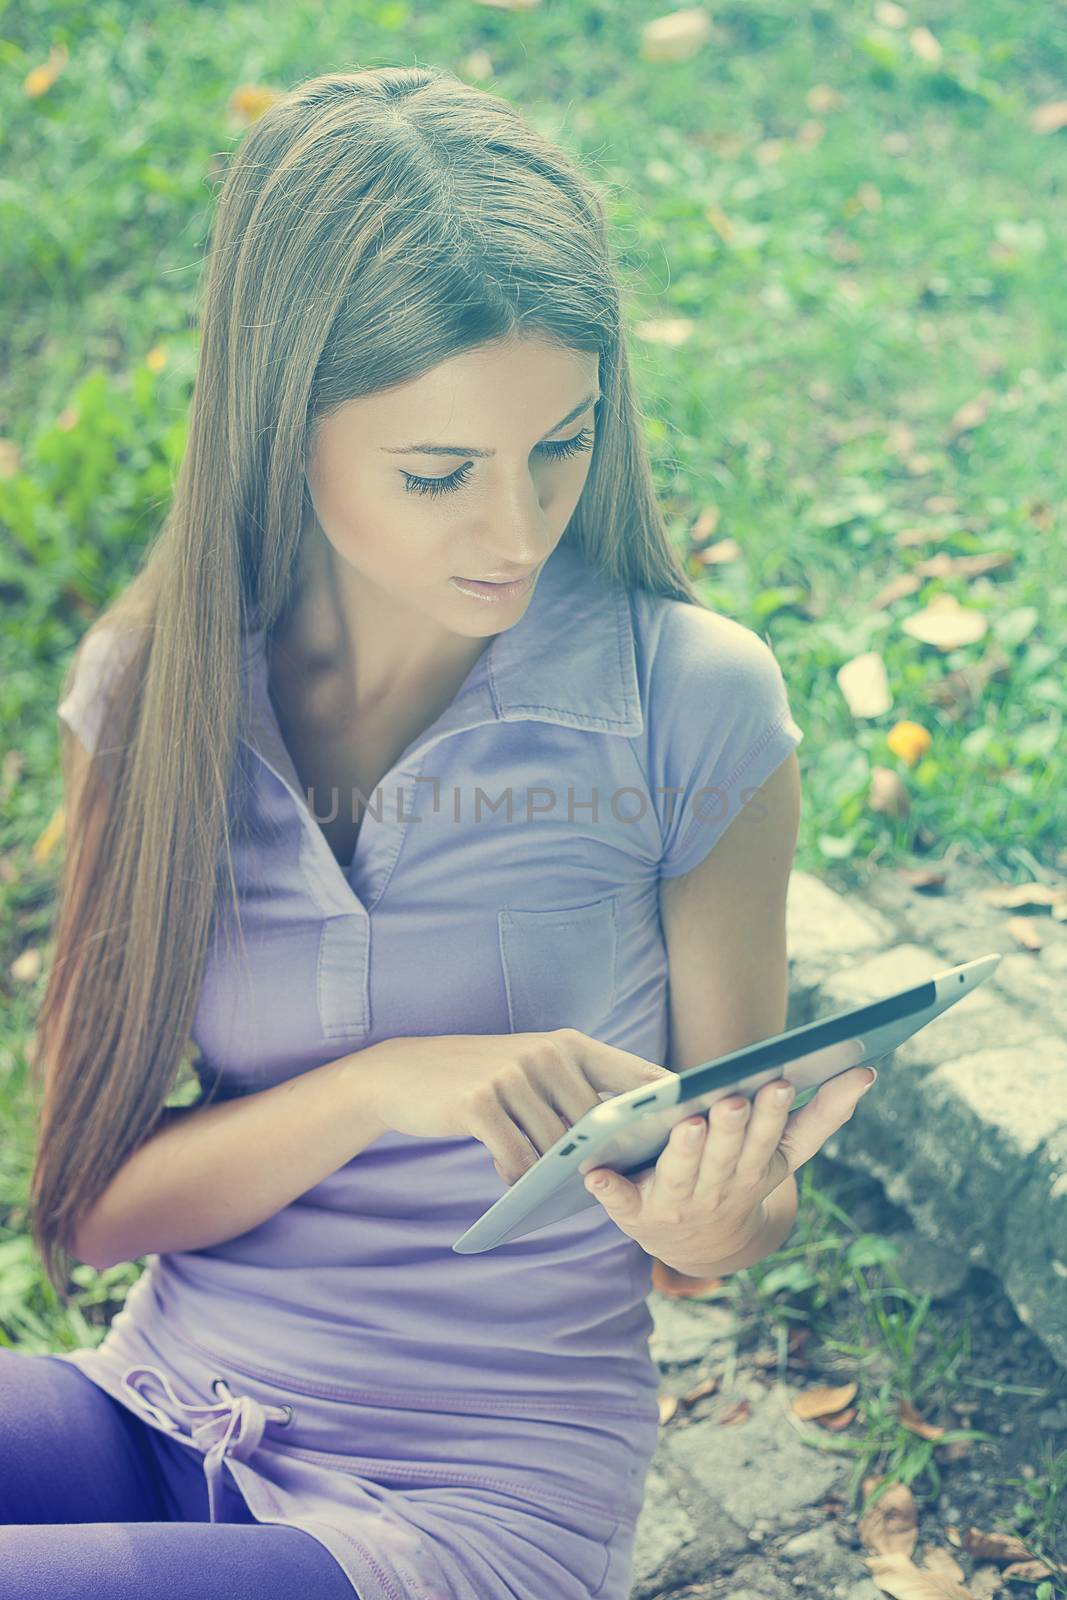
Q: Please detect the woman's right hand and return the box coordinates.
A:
[360,1029,677,1186]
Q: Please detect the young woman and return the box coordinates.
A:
[6,64,875,1600]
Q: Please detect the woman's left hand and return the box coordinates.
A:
[582,1066,877,1270]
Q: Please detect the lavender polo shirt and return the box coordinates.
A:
[52,533,804,1546]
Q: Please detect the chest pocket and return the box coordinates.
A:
[498,893,619,1037]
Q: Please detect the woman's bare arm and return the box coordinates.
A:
[71,1049,387,1270]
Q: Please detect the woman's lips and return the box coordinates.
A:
[450,570,537,602]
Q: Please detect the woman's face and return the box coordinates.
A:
[302,334,601,652]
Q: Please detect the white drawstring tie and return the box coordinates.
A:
[121,1362,292,1522]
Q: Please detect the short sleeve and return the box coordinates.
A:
[57,626,139,755]
[646,601,805,880]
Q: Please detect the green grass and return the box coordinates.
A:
[1,0,1066,1586]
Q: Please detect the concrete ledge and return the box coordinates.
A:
[784,870,1067,1371]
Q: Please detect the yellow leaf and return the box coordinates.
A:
[23,44,69,99]
[228,84,283,124]
[887,720,932,766]
[33,805,66,864]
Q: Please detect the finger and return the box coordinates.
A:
[732,1078,798,1181]
[553,1029,679,1098]
[583,1164,645,1216]
[771,1067,876,1174]
[689,1093,754,1188]
[691,1080,791,1201]
[646,1115,710,1209]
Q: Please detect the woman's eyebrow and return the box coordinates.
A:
[380,391,601,458]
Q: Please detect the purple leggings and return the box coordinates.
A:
[0,1350,357,1599]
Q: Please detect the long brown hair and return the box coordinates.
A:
[31,64,700,1301]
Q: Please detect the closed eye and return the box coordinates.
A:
[400,426,596,499]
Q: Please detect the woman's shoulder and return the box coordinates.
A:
[628,586,789,704]
[57,623,144,755]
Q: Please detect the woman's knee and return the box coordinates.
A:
[0,1521,359,1600]
[0,1352,165,1526]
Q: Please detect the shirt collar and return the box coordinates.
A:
[240,535,643,749]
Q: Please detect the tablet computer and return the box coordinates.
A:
[452,952,1001,1254]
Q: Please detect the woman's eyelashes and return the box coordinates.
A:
[400,426,596,499]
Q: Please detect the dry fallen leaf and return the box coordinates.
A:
[806,84,845,113]
[859,1475,918,1557]
[870,573,923,609]
[1002,1559,1057,1581]
[717,1398,751,1427]
[979,881,1067,910]
[962,1566,1003,1599]
[633,318,695,345]
[462,50,494,80]
[899,1398,947,1441]
[964,1525,1054,1576]
[641,7,712,62]
[922,1546,969,1586]
[913,552,1013,582]
[816,1405,857,1432]
[704,204,735,241]
[1030,100,1067,135]
[658,1392,679,1425]
[1007,916,1043,952]
[948,391,995,438]
[924,645,1012,719]
[681,1374,720,1404]
[901,595,988,650]
[11,947,43,983]
[792,1381,858,1421]
[935,1436,975,1465]
[896,526,957,549]
[864,1549,975,1596]
[869,766,911,819]
[910,26,943,64]
[696,538,742,565]
[690,506,721,541]
[838,652,892,717]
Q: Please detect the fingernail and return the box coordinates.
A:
[860,1070,878,1094]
